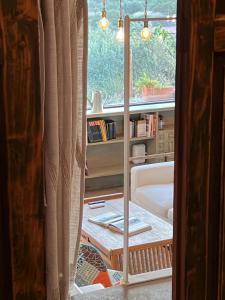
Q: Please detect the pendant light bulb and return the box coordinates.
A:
[116,19,124,42]
[99,9,109,30]
[141,21,152,41]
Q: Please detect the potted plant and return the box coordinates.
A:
[135,73,174,100]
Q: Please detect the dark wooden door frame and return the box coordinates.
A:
[0,0,46,299]
[1,0,225,299]
[174,0,225,299]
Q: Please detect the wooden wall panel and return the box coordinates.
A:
[0,0,46,299]
[174,0,225,299]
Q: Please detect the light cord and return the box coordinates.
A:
[144,0,148,19]
[102,0,106,10]
[120,0,123,19]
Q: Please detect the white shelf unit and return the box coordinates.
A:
[85,103,175,195]
[87,135,154,147]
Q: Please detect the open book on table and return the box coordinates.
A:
[88,212,152,236]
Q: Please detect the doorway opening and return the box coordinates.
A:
[76,0,176,292]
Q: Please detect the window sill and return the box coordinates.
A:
[87,102,175,118]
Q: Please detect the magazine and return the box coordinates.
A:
[88,212,124,227]
[88,213,152,236]
[108,217,152,236]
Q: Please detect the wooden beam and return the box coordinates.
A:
[0,0,46,299]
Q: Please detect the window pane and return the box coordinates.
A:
[129,21,176,105]
[88,0,176,108]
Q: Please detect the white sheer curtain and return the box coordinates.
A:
[38,1,88,299]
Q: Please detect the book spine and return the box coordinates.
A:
[108,123,113,140]
[96,121,103,141]
[112,121,116,139]
[153,113,157,137]
[130,121,133,138]
[99,120,107,142]
[150,115,153,137]
[137,120,147,137]
[87,121,94,143]
[134,120,137,137]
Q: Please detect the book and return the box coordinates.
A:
[137,119,147,137]
[108,217,152,236]
[141,113,157,137]
[141,113,151,137]
[88,212,124,227]
[105,120,117,140]
[130,121,135,138]
[112,121,116,139]
[98,120,107,142]
[153,113,157,137]
[87,121,102,143]
[88,212,152,236]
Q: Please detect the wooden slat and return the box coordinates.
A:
[144,249,149,272]
[131,251,136,275]
[161,246,167,269]
[152,247,157,270]
[141,250,146,273]
[147,248,155,271]
[129,252,133,275]
[157,246,163,269]
[135,250,141,274]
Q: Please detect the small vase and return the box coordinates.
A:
[92,90,103,113]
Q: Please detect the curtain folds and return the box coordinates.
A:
[38,1,88,299]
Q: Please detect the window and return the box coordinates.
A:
[88,0,176,108]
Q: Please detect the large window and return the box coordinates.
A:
[88,0,176,108]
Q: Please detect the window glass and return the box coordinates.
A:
[88,0,176,108]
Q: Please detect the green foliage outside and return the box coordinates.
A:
[135,73,163,91]
[88,0,177,106]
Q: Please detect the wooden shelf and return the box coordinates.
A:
[86,165,123,179]
[87,136,154,146]
[85,160,156,179]
[158,126,174,131]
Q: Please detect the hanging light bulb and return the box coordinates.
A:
[99,0,109,30]
[141,20,152,41]
[116,19,124,42]
[116,0,124,42]
[141,0,152,41]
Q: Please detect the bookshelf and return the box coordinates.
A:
[87,136,154,147]
[85,102,175,196]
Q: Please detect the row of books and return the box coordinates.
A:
[87,113,157,144]
[87,120,116,143]
[130,113,157,138]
